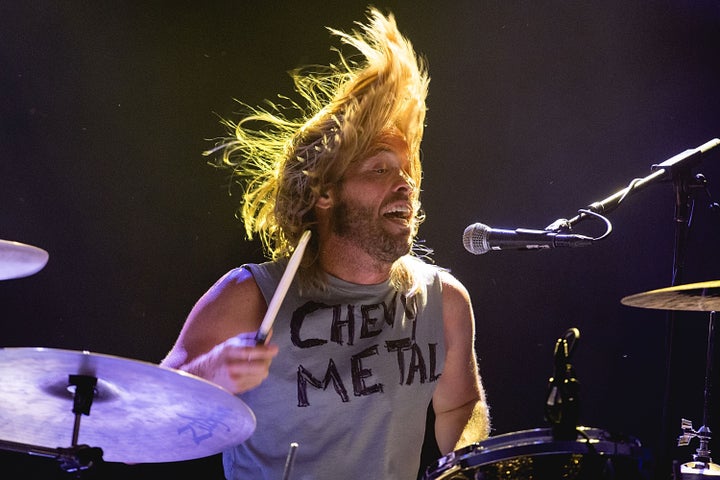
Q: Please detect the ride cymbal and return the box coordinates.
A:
[0,347,256,463]
[621,280,720,312]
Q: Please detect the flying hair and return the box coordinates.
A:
[205,7,431,292]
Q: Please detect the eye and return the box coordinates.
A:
[374,168,388,174]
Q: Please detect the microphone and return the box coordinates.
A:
[463,222,595,255]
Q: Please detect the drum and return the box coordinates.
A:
[423,426,648,480]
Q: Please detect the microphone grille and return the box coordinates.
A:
[463,223,491,255]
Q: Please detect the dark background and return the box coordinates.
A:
[1,1,719,478]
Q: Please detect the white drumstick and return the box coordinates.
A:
[255,230,311,345]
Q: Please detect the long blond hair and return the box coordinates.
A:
[206,8,430,292]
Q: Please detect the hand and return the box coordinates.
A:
[187,331,279,394]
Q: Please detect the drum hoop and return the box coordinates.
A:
[459,439,640,468]
[426,427,643,479]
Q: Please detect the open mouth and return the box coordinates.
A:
[382,204,412,224]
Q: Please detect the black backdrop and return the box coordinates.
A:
[1,1,719,478]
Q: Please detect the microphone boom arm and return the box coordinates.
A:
[547,138,720,232]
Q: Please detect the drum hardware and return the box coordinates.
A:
[676,310,717,478]
[0,347,256,473]
[0,239,49,280]
[422,427,648,480]
[622,283,720,478]
[678,419,718,478]
[0,370,107,473]
[281,442,299,480]
[545,327,581,441]
[0,438,104,474]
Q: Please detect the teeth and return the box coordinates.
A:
[384,204,411,219]
[386,207,408,214]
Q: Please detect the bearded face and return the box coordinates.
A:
[331,192,415,264]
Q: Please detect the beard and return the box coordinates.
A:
[331,198,413,264]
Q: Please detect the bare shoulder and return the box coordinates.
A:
[438,269,472,308]
[437,269,475,346]
[201,267,264,306]
[191,267,267,335]
[161,267,267,367]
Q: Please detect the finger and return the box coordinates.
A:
[226,344,279,362]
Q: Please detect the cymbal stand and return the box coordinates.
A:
[0,374,104,475]
[676,311,718,478]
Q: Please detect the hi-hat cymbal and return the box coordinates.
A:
[621,280,720,312]
[0,239,49,280]
[0,347,256,463]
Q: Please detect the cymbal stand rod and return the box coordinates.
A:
[72,415,81,447]
[692,310,715,465]
[701,311,714,431]
[68,374,98,446]
[693,310,716,464]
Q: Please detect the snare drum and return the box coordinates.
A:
[424,426,648,479]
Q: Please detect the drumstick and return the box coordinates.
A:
[254,230,311,345]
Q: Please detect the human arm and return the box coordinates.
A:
[432,271,491,454]
[160,267,279,394]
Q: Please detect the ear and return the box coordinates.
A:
[315,189,334,209]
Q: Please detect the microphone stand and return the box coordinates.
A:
[545,328,581,441]
[545,138,720,480]
[659,156,699,480]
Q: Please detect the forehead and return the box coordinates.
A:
[360,133,410,165]
[374,132,410,157]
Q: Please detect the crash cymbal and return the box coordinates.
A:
[0,347,256,463]
[621,280,720,312]
[0,239,49,280]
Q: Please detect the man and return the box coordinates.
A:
[161,8,490,479]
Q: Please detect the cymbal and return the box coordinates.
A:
[0,347,256,463]
[621,280,720,312]
[0,239,49,280]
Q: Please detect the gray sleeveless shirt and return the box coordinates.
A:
[223,258,446,480]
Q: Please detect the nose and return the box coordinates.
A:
[394,169,416,193]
